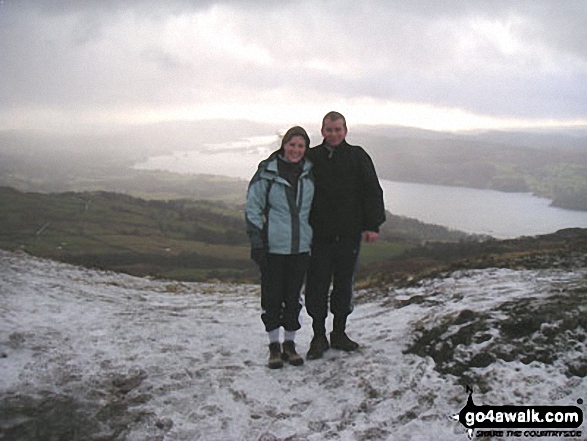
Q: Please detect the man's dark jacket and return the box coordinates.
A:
[307,139,386,240]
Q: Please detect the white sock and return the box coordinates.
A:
[284,330,296,342]
[268,328,280,344]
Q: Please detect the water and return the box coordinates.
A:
[381,180,587,238]
[134,136,277,181]
[134,146,587,239]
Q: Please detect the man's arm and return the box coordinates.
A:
[357,147,386,235]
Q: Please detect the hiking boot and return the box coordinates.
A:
[281,340,304,366]
[330,332,359,352]
[306,335,329,360]
[268,342,283,369]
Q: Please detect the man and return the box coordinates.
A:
[305,111,386,360]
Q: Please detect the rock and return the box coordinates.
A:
[8,332,26,349]
[111,369,147,395]
[155,417,174,431]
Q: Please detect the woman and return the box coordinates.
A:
[245,126,313,369]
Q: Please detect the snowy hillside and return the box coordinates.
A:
[0,250,585,440]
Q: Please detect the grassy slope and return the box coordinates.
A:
[4,186,585,287]
[0,188,253,281]
[0,187,478,282]
[360,227,587,288]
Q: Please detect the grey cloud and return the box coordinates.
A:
[10,0,293,16]
[523,5,587,61]
[10,0,208,15]
[0,0,586,124]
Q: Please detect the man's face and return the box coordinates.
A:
[321,118,347,147]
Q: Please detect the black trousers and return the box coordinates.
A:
[304,234,362,335]
[260,253,309,333]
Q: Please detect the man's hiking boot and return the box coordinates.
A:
[281,340,304,366]
[306,334,329,360]
[268,342,283,369]
[330,332,359,352]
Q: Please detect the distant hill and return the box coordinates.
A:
[351,125,587,210]
[0,123,258,202]
[2,122,587,210]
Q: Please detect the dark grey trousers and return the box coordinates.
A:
[304,234,362,335]
[260,253,309,332]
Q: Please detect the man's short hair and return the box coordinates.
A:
[322,111,347,130]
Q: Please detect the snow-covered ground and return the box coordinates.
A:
[0,250,585,440]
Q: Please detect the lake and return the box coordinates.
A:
[134,147,587,239]
[380,180,587,239]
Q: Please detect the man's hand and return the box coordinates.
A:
[363,231,379,243]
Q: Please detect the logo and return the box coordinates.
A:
[452,387,584,439]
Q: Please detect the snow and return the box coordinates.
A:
[0,250,585,440]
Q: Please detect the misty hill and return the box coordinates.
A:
[0,128,248,202]
[1,244,585,439]
[351,126,587,210]
[2,121,587,209]
[353,124,587,150]
[0,187,478,282]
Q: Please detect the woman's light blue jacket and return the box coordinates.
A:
[245,155,314,255]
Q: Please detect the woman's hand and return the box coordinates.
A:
[250,248,267,266]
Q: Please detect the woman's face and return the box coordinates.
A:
[283,135,307,163]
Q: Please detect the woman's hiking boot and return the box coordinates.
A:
[306,334,329,360]
[281,340,304,366]
[330,331,359,352]
[268,342,283,369]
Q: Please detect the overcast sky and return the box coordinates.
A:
[1,0,586,132]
